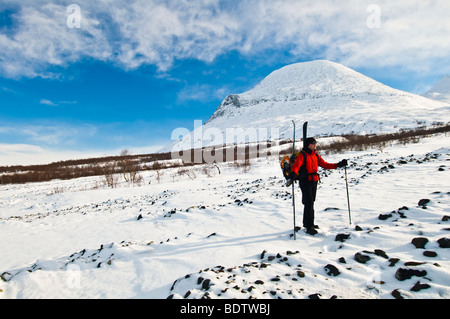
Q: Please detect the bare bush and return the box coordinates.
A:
[178,167,196,180]
[155,170,163,184]
[233,158,252,173]
[279,124,450,158]
[118,149,142,185]
[1,124,449,185]
[150,161,166,170]
[103,163,118,188]
[202,165,214,178]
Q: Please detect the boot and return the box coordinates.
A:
[306,227,318,235]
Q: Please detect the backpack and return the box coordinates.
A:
[280,151,319,181]
[280,151,303,181]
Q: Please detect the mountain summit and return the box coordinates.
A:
[170,60,450,151]
[207,60,406,124]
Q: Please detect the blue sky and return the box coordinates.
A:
[0,0,449,164]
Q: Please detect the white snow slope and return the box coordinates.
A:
[1,133,449,299]
[423,76,450,103]
[169,61,450,152]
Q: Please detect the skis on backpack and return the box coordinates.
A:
[303,121,308,149]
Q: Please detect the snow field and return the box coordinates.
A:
[0,134,449,298]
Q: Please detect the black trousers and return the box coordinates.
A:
[299,180,318,228]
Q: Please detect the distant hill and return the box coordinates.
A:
[423,75,450,103]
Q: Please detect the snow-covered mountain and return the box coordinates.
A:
[423,75,450,103]
[170,60,450,151]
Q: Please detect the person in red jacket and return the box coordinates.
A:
[290,137,347,235]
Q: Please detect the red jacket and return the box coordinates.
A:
[292,150,337,182]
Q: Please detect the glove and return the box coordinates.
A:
[337,159,348,168]
[288,172,298,180]
[285,172,297,186]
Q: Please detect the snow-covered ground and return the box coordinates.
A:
[1,133,449,299]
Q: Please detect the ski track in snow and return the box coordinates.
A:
[0,135,449,299]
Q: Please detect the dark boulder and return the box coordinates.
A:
[388,258,400,267]
[437,237,450,248]
[410,281,431,292]
[378,213,393,220]
[335,233,350,242]
[423,251,437,257]
[411,237,428,249]
[354,252,371,264]
[202,279,212,290]
[324,264,341,276]
[418,199,430,208]
[260,250,267,259]
[374,249,389,259]
[391,289,405,299]
[395,268,427,281]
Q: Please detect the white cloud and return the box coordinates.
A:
[21,123,98,146]
[0,1,111,78]
[0,0,449,78]
[0,122,98,147]
[0,119,169,158]
[1,86,19,94]
[39,99,57,106]
[106,0,241,70]
[0,142,166,166]
[0,143,104,165]
[38,99,77,106]
[176,83,230,103]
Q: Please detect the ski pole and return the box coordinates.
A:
[344,165,352,225]
[291,120,296,240]
[292,181,296,240]
[292,120,296,156]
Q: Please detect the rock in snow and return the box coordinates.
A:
[354,252,371,264]
[411,237,429,249]
[437,237,450,248]
[324,264,341,276]
[395,268,427,281]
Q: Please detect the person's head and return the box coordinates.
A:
[305,137,317,151]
